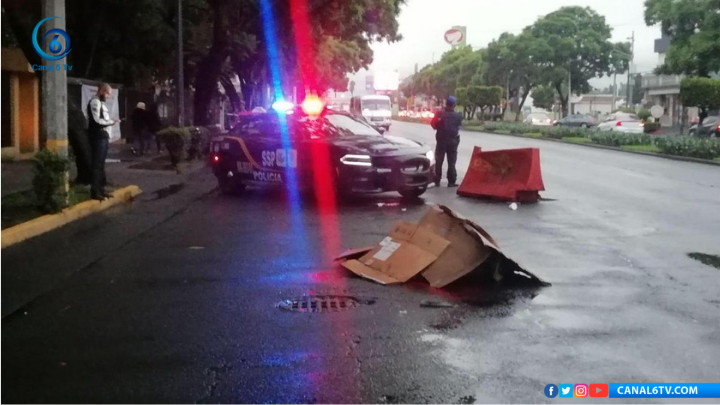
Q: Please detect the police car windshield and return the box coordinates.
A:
[324,114,381,137]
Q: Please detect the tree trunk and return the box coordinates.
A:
[219,75,241,111]
[555,84,567,117]
[515,85,532,122]
[193,1,229,125]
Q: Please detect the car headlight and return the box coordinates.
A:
[340,154,372,167]
[425,150,435,164]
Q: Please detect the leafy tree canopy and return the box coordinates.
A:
[532,85,556,110]
[645,0,720,76]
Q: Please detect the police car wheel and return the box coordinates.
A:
[398,187,426,199]
[218,176,245,196]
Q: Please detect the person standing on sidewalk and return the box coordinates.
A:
[87,84,120,200]
[131,102,151,155]
[430,96,463,187]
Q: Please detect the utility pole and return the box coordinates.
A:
[566,70,572,117]
[41,0,68,158]
[177,0,185,126]
[40,0,69,198]
[626,31,635,109]
[611,72,617,112]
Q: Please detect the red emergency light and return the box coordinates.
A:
[301,96,324,116]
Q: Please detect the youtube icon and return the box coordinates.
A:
[590,384,609,397]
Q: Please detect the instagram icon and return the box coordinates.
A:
[575,384,588,398]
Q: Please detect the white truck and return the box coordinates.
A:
[350,95,392,133]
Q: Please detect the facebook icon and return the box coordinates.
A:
[545,384,559,398]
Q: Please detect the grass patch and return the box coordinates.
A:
[688,252,720,270]
[523,132,544,138]
[620,144,661,153]
[1,185,92,230]
[463,125,485,132]
[495,129,512,134]
[714,157,720,162]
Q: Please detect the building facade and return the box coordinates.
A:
[641,32,698,130]
[1,48,40,160]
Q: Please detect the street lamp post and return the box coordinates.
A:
[626,31,635,109]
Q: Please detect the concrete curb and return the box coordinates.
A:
[460,127,720,167]
[1,185,142,249]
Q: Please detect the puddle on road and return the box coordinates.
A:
[688,252,720,269]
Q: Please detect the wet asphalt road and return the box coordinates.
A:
[3,121,720,403]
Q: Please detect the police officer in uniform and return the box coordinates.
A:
[430,96,463,187]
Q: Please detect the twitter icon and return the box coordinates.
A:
[559,384,573,398]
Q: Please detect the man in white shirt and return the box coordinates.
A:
[86,84,120,200]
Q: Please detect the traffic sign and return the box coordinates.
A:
[650,105,664,119]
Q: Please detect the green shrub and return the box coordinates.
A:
[538,125,598,139]
[643,122,661,133]
[32,149,70,213]
[638,109,651,121]
[589,132,653,146]
[654,136,720,159]
[157,126,189,166]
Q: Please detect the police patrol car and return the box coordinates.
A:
[209,97,435,198]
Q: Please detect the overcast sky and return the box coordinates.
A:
[349,0,660,92]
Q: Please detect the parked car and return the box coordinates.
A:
[523,113,553,126]
[553,114,596,128]
[597,113,644,134]
[688,115,720,137]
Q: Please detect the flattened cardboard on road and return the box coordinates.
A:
[336,205,546,288]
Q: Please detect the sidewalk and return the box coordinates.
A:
[1,143,207,199]
[2,144,217,318]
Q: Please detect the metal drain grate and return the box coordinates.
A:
[277,295,375,313]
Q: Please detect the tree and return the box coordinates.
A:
[468,86,503,122]
[483,32,551,119]
[4,0,209,87]
[193,0,405,123]
[399,46,484,106]
[645,0,720,77]
[454,87,474,119]
[680,77,720,124]
[349,80,355,97]
[532,85,556,110]
[529,6,630,116]
[633,74,644,105]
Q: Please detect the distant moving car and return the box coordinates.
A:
[523,113,553,126]
[553,114,596,128]
[596,113,644,134]
[688,115,720,137]
[209,99,435,199]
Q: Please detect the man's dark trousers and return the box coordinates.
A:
[435,136,459,184]
[91,137,109,197]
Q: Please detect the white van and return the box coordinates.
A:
[350,95,392,132]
